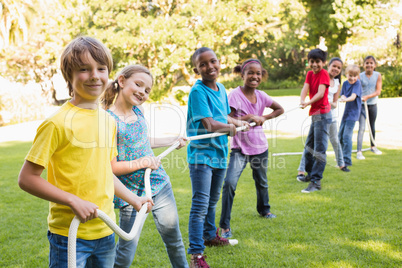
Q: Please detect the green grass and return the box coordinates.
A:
[1,139,401,267]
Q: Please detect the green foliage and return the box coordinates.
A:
[377,66,402,97]
[0,0,401,105]
[301,0,385,52]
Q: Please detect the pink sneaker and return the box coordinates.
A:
[204,228,229,247]
[190,253,210,268]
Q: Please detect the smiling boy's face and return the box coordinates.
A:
[308,58,325,74]
[193,51,221,83]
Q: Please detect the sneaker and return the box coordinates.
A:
[297,174,311,183]
[204,228,229,247]
[221,229,232,239]
[263,213,277,219]
[371,147,382,155]
[190,253,210,268]
[340,166,351,172]
[356,152,365,160]
[301,181,321,193]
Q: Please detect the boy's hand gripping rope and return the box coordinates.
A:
[67,122,255,268]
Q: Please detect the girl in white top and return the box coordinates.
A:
[296,57,348,181]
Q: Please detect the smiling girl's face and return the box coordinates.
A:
[242,63,262,90]
[119,72,153,106]
[327,60,343,79]
[364,57,376,74]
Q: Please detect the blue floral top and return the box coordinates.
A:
[107,106,169,208]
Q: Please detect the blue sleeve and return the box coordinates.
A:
[352,80,362,97]
[188,88,212,122]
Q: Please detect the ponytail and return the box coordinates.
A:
[101,79,120,110]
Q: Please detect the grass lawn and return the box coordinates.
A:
[1,139,401,267]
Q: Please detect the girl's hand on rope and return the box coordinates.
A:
[232,119,250,131]
[69,196,99,223]
[176,137,187,150]
[132,196,154,213]
[139,156,161,170]
[250,116,265,126]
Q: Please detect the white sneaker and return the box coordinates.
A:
[356,152,365,160]
[371,147,382,155]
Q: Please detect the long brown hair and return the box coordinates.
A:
[101,65,153,109]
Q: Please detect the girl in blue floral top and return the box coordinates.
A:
[101,65,188,268]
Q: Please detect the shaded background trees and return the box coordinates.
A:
[1,0,401,106]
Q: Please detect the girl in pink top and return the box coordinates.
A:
[219,59,284,238]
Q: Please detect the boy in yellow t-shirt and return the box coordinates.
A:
[18,36,153,267]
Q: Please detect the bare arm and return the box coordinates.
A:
[149,136,187,149]
[301,84,327,108]
[111,156,161,177]
[332,85,341,109]
[113,175,153,212]
[263,101,285,120]
[340,93,357,102]
[200,117,237,137]
[18,160,99,223]
[299,83,310,108]
[362,73,382,102]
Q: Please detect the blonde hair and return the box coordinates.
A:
[345,64,360,76]
[60,36,113,97]
[101,65,153,110]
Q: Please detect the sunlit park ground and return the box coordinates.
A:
[1,96,401,267]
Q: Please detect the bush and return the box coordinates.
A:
[377,66,402,98]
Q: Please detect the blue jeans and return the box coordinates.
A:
[301,112,331,183]
[114,183,188,268]
[48,231,115,268]
[357,104,377,150]
[187,164,226,254]
[220,149,270,230]
[298,119,344,170]
[339,120,356,166]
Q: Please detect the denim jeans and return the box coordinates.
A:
[114,183,188,268]
[220,149,270,230]
[301,112,331,183]
[187,164,226,254]
[48,230,115,268]
[339,120,356,167]
[357,104,377,150]
[298,119,344,170]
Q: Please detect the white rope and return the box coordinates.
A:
[67,122,253,267]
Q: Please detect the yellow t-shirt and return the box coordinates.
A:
[26,101,118,240]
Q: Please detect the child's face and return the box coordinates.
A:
[119,72,153,106]
[193,51,221,82]
[308,58,325,74]
[327,60,343,78]
[242,63,262,90]
[71,52,109,103]
[346,73,358,85]
[363,58,376,73]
